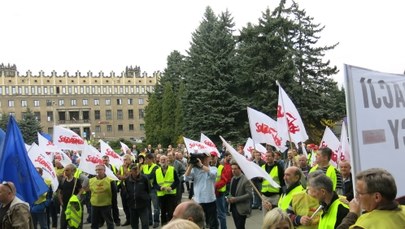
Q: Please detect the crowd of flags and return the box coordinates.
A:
[0,83,350,205]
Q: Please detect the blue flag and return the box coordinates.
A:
[40,132,52,141]
[0,116,48,204]
[0,128,5,159]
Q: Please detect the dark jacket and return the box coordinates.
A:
[1,196,34,229]
[124,174,151,209]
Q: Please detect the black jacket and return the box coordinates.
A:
[124,174,151,209]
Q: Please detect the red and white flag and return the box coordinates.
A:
[53,126,86,151]
[183,137,211,156]
[27,143,59,192]
[319,127,340,167]
[99,140,123,169]
[247,107,285,151]
[339,121,351,163]
[200,133,220,157]
[38,133,72,167]
[243,138,267,160]
[277,83,308,145]
[78,144,118,180]
[220,136,280,188]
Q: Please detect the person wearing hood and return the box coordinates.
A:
[0,181,34,229]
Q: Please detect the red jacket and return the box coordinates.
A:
[215,162,232,194]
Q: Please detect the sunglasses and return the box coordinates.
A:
[2,181,13,193]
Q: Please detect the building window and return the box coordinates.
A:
[129,124,134,131]
[116,98,122,105]
[118,125,123,131]
[11,86,16,95]
[107,125,112,132]
[95,125,101,133]
[8,100,14,107]
[59,99,64,106]
[44,87,48,95]
[83,111,89,120]
[128,98,133,105]
[138,98,144,105]
[94,110,100,120]
[34,100,40,107]
[21,100,27,107]
[128,109,134,119]
[105,99,111,105]
[47,111,53,122]
[83,99,88,106]
[117,110,123,120]
[71,99,77,106]
[94,99,100,106]
[106,110,112,120]
[140,123,145,131]
[34,112,41,121]
[139,109,144,119]
[46,100,53,106]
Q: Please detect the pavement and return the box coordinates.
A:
[81,194,264,229]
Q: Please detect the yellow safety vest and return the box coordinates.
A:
[142,163,157,185]
[89,176,112,206]
[278,184,305,211]
[309,165,337,190]
[34,178,52,205]
[291,190,320,229]
[118,165,130,186]
[65,194,82,228]
[319,198,348,229]
[216,165,226,193]
[155,166,176,197]
[261,164,280,193]
[350,205,405,229]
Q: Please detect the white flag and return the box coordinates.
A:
[38,133,72,167]
[243,138,267,159]
[99,140,123,169]
[183,137,211,156]
[78,144,118,180]
[339,121,351,163]
[319,127,340,167]
[53,126,86,151]
[27,143,59,192]
[220,136,280,188]
[247,107,285,151]
[200,133,220,157]
[277,83,309,145]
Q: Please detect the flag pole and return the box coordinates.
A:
[276,81,294,151]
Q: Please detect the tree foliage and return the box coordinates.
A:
[18,108,42,144]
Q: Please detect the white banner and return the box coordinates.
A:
[319,127,340,167]
[53,126,86,151]
[183,137,211,156]
[78,144,118,180]
[243,138,267,159]
[339,121,351,163]
[38,133,72,167]
[200,133,220,157]
[99,140,123,169]
[345,64,405,196]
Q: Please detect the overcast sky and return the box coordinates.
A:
[1,0,404,86]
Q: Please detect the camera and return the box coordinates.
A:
[189,153,206,166]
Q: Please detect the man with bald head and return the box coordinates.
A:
[0,181,34,229]
[172,201,205,229]
[278,166,305,211]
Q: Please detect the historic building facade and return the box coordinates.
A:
[0,63,160,142]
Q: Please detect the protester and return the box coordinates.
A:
[141,153,160,228]
[278,166,304,211]
[172,200,205,229]
[339,160,353,201]
[307,173,349,228]
[117,155,133,226]
[214,151,232,229]
[251,150,265,210]
[31,167,53,229]
[161,218,200,229]
[262,208,293,229]
[185,151,219,229]
[167,151,185,205]
[124,163,151,229]
[337,168,405,229]
[0,181,34,229]
[102,155,121,226]
[227,161,252,229]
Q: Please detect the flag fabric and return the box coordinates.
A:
[200,133,220,157]
[0,116,49,204]
[0,128,5,158]
[277,83,309,145]
[339,121,351,163]
[27,143,59,192]
[243,138,267,159]
[247,107,285,151]
[53,126,86,151]
[78,144,118,180]
[220,136,280,188]
[40,132,52,141]
[183,137,211,156]
[319,127,340,167]
[99,140,123,169]
[120,141,134,158]
[38,133,72,167]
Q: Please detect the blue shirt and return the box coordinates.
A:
[185,166,217,203]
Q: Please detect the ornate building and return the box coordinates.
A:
[0,63,160,142]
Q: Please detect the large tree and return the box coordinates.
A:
[144,92,161,146]
[18,108,42,144]
[160,83,176,146]
[183,7,241,142]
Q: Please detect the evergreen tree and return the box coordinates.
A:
[158,51,186,95]
[18,108,42,144]
[183,7,241,142]
[144,92,162,146]
[0,112,9,130]
[160,83,176,146]
[174,82,185,143]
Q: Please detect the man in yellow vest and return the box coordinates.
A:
[307,173,349,229]
[260,151,285,215]
[309,147,343,194]
[102,155,120,226]
[87,164,118,229]
[117,155,132,226]
[142,153,160,228]
[153,155,179,226]
[337,168,405,229]
[278,166,305,211]
[215,151,232,229]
